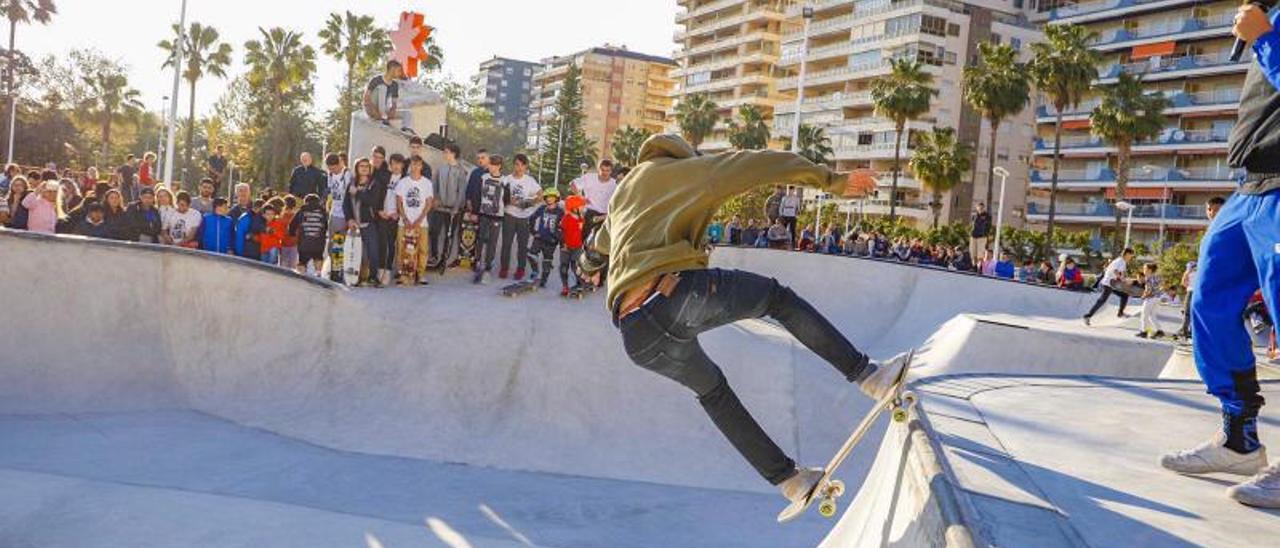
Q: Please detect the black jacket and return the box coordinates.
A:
[1231,63,1280,192]
[971,212,991,238]
[343,182,381,226]
[125,203,162,240]
[289,203,329,254]
[288,165,329,200]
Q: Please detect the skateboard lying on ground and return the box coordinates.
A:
[566,284,596,300]
[501,280,539,298]
[777,349,916,523]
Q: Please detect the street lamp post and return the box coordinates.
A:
[992,166,1010,256]
[789,6,814,152]
[1116,200,1135,252]
[153,95,169,175]
[162,0,189,186]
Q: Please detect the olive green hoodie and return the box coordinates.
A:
[581,134,847,313]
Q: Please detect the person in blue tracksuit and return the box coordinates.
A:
[199,198,234,254]
[1160,5,1280,507]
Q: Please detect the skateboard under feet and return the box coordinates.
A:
[777,349,917,523]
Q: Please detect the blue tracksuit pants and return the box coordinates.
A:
[1191,191,1272,422]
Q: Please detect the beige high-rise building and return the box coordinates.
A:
[526,46,676,163]
[772,0,1043,228]
[671,0,791,151]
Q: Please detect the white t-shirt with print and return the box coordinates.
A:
[163,207,204,242]
[384,174,405,215]
[1101,257,1127,285]
[396,176,434,225]
[573,172,616,214]
[504,174,542,218]
[327,169,351,218]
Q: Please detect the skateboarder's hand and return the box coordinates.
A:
[585,270,602,287]
[347,220,357,232]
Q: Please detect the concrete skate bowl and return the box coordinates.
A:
[0,232,1183,545]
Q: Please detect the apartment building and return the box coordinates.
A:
[526,46,676,162]
[672,0,791,151]
[473,57,540,129]
[1027,0,1242,249]
[772,0,1042,228]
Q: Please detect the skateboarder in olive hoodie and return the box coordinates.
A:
[578,134,911,505]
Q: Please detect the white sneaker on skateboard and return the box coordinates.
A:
[1228,462,1280,508]
[859,352,911,402]
[779,467,824,505]
[1160,433,1267,476]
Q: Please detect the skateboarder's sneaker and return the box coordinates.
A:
[561,287,571,297]
[473,270,484,284]
[859,351,911,401]
[1083,315,1092,326]
[1135,331,1149,339]
[779,467,825,505]
[1160,433,1268,476]
[515,268,527,281]
[499,268,509,280]
[1228,462,1280,508]
[1154,330,1166,339]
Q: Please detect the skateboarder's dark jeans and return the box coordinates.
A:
[501,214,531,273]
[474,216,501,272]
[619,268,872,485]
[358,223,381,279]
[428,210,458,264]
[379,218,399,271]
[1084,286,1128,318]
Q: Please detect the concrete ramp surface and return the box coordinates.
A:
[0,230,1253,546]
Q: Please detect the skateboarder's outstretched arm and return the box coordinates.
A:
[701,150,845,202]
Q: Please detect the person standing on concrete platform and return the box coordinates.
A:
[499,154,542,281]
[1083,248,1134,325]
[969,202,992,260]
[577,134,911,505]
[1159,5,1280,508]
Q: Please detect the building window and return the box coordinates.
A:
[505,67,513,74]
[498,105,506,113]
[945,51,958,65]
[524,68,532,76]
[947,23,960,36]
[990,33,1002,44]
[1010,37,1022,51]
[921,15,947,37]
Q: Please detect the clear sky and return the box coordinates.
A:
[21,0,677,117]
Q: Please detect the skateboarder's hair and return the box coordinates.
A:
[389,153,406,165]
[199,178,213,187]
[387,60,402,70]
[514,153,529,166]
[284,195,297,209]
[409,155,425,166]
[599,159,613,168]
[372,145,387,157]
[213,197,229,209]
[176,191,191,205]
[489,155,504,167]
[1208,196,1225,207]
[409,136,423,146]
[324,154,341,167]
[444,143,461,156]
[304,194,320,206]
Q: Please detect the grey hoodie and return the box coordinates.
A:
[432,160,469,214]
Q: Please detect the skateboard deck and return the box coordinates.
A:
[400,229,420,284]
[501,280,538,298]
[458,217,479,271]
[329,231,346,279]
[342,229,363,287]
[777,350,916,523]
[566,285,596,300]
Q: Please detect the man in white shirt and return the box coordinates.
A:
[395,155,436,285]
[779,188,802,247]
[570,159,616,243]
[1083,247,1135,325]
[499,153,543,280]
[162,191,204,248]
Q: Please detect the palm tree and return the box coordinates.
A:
[910,127,973,228]
[319,11,388,146]
[2,0,56,162]
[726,104,770,150]
[610,125,652,167]
[871,58,934,220]
[420,34,443,74]
[243,27,317,115]
[1030,25,1101,252]
[964,41,1031,210]
[81,70,143,160]
[159,22,233,182]
[674,93,719,150]
[794,124,833,165]
[1091,72,1167,251]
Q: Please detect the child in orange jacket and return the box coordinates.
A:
[260,201,287,266]
[559,195,587,296]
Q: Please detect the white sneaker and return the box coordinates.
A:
[1160,432,1268,476]
[779,467,824,504]
[1228,462,1280,508]
[858,351,911,402]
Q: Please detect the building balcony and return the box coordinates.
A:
[676,0,745,23]
[1034,129,1230,156]
[782,14,857,41]
[678,30,781,59]
[674,50,779,77]
[681,73,772,95]
[778,58,913,90]
[775,90,874,115]
[1090,13,1233,52]
[675,7,784,42]
[844,199,933,221]
[779,28,926,67]
[785,0,853,17]
[1028,166,1242,190]
[832,141,914,161]
[1050,0,1204,25]
[1096,52,1250,84]
[1036,88,1241,122]
[1026,201,1209,227]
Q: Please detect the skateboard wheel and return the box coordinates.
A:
[892,408,909,423]
[818,498,838,518]
[828,480,845,498]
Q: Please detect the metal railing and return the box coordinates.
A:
[1028,201,1208,220]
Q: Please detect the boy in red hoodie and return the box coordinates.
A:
[260,200,287,266]
[559,195,587,296]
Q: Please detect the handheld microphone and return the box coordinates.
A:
[1232,1,1276,62]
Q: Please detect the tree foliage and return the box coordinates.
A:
[243,27,316,120]
[726,104,769,150]
[159,22,233,185]
[910,127,972,228]
[534,64,595,189]
[872,59,934,220]
[610,125,651,168]
[318,11,389,155]
[964,41,1031,208]
[1091,72,1168,252]
[674,93,718,150]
